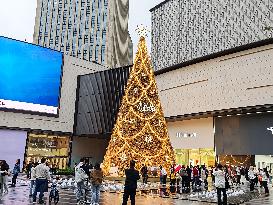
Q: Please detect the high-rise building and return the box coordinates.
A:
[33,0,133,67]
[150,0,273,71]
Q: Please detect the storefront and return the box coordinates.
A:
[25,133,71,169]
[167,117,215,167]
[70,136,109,166]
[215,112,273,167]
[255,155,273,169]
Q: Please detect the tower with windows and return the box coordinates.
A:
[33,0,133,67]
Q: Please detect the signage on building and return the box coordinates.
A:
[0,100,5,106]
[267,127,273,135]
[176,132,197,138]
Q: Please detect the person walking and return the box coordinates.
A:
[260,168,270,196]
[169,167,176,193]
[192,166,199,190]
[201,165,208,190]
[186,166,192,193]
[122,160,140,205]
[224,166,230,190]
[159,165,167,186]
[29,162,38,197]
[0,160,9,195]
[236,166,241,185]
[211,166,215,184]
[75,158,89,204]
[26,161,33,179]
[140,164,148,184]
[90,163,103,205]
[180,166,188,193]
[248,166,256,192]
[33,158,50,204]
[213,164,227,205]
[11,159,20,187]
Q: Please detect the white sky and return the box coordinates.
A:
[0,0,163,54]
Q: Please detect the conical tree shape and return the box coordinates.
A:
[102,36,175,176]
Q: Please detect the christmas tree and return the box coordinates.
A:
[102,26,175,176]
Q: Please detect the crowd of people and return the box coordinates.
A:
[138,163,271,205]
[1,157,104,204]
[139,164,210,194]
[1,157,273,205]
[212,164,270,205]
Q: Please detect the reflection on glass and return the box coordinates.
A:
[25,133,70,169]
[174,148,215,167]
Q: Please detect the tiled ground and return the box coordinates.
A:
[0,177,273,205]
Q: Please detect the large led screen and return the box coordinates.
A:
[0,36,63,115]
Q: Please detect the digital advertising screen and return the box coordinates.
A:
[0,36,63,115]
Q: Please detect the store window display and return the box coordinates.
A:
[175,148,215,167]
[25,133,71,169]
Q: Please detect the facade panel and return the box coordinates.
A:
[151,0,273,71]
[167,118,214,150]
[156,44,273,118]
[75,66,130,136]
[167,118,215,167]
[215,113,273,155]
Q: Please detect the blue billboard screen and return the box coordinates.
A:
[0,36,63,115]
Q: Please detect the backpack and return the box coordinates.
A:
[91,170,103,185]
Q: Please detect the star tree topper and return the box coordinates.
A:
[136,24,150,38]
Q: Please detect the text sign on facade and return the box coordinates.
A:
[176,132,197,138]
[267,127,273,135]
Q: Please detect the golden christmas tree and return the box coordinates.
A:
[102,26,175,176]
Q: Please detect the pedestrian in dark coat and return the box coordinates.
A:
[11,159,20,187]
[122,160,140,205]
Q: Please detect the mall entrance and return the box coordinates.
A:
[215,112,273,168]
[24,133,71,169]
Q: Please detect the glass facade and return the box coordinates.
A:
[36,0,108,64]
[175,148,215,167]
[25,133,71,169]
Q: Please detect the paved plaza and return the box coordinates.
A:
[1,179,273,205]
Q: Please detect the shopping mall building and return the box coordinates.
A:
[151,0,273,168]
[2,0,273,171]
[0,36,129,169]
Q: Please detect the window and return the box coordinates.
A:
[101,45,105,63]
[83,49,88,60]
[95,44,99,62]
[66,43,70,51]
[68,22,72,29]
[84,35,89,43]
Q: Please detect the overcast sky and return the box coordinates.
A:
[0,0,162,54]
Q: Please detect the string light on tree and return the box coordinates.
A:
[102,26,175,176]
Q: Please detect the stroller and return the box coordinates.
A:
[49,180,59,205]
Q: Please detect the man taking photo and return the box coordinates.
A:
[122,160,140,205]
